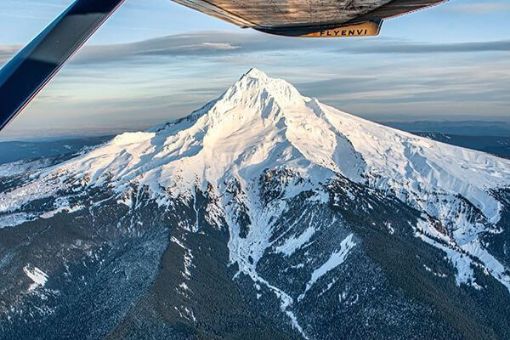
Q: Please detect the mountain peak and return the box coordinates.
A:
[221,68,305,111]
[244,67,269,80]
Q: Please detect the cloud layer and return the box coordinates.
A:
[1,31,509,140]
[3,30,510,67]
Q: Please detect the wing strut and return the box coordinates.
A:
[0,0,126,132]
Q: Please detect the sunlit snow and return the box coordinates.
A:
[23,266,48,292]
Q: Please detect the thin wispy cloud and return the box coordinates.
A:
[343,40,510,54]
[450,2,510,14]
[66,34,510,62]
[3,31,508,68]
[0,46,18,65]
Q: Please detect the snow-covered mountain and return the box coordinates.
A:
[1,69,510,339]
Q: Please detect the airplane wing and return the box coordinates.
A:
[0,0,446,132]
[0,0,125,132]
[172,0,446,37]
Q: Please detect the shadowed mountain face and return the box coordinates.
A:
[1,69,510,339]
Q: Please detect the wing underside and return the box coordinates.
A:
[172,0,445,37]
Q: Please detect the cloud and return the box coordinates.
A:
[71,33,510,64]
[69,31,319,64]
[1,31,509,69]
[0,45,19,65]
[342,40,510,54]
[450,3,510,14]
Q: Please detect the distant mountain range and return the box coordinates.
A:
[1,69,510,339]
[415,132,510,160]
[0,136,111,165]
[385,120,510,137]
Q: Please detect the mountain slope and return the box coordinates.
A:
[1,69,510,339]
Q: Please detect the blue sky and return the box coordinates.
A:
[0,0,509,139]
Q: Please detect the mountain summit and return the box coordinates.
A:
[1,69,510,339]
